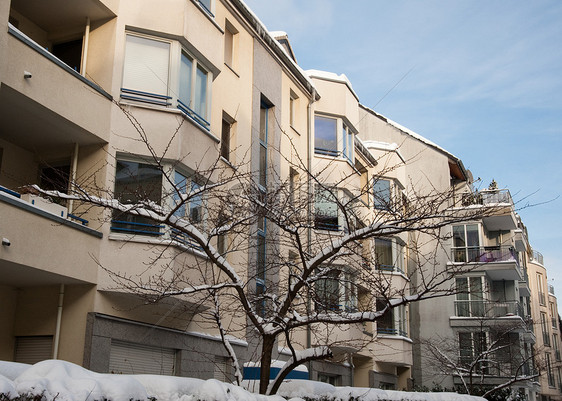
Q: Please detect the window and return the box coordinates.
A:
[317,373,340,386]
[537,273,546,305]
[197,0,213,16]
[173,171,204,224]
[542,312,551,346]
[376,299,407,336]
[342,123,353,161]
[315,187,338,231]
[374,239,404,273]
[452,224,480,262]
[314,116,337,156]
[315,270,357,312]
[112,160,163,235]
[289,90,299,128]
[221,112,234,161]
[455,276,485,317]
[554,334,560,361]
[224,20,238,69]
[373,178,392,210]
[459,332,488,371]
[122,33,211,130]
[547,353,555,387]
[259,102,270,189]
[314,115,355,159]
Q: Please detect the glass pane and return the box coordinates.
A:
[375,239,393,270]
[314,116,337,154]
[315,187,338,230]
[259,144,267,188]
[190,181,203,223]
[453,225,466,248]
[174,171,188,217]
[466,224,480,247]
[373,179,391,209]
[342,125,347,159]
[194,65,207,118]
[179,53,193,107]
[259,106,267,142]
[257,234,266,279]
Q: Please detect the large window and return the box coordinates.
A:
[373,179,392,210]
[376,299,407,337]
[122,33,211,130]
[112,160,163,235]
[374,238,404,273]
[315,270,357,313]
[455,276,485,317]
[315,187,338,231]
[314,115,354,160]
[452,224,480,262]
[459,332,488,372]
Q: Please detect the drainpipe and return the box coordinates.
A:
[306,87,317,374]
[53,284,65,359]
[81,17,90,77]
[68,143,79,215]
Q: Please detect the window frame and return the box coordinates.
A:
[121,32,212,131]
[314,114,354,161]
[374,238,405,273]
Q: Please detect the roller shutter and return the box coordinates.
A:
[109,340,175,375]
[14,336,53,364]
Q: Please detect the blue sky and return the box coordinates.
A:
[243,0,562,292]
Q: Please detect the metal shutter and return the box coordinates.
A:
[14,336,53,364]
[109,340,176,375]
[214,356,229,382]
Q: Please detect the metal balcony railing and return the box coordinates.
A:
[454,189,514,207]
[451,245,519,266]
[454,300,524,318]
[531,250,544,265]
[549,284,556,295]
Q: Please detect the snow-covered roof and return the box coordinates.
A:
[362,140,406,164]
[359,104,468,179]
[306,69,359,101]
[234,1,318,99]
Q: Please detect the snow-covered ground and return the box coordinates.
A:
[0,360,485,401]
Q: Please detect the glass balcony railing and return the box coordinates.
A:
[451,245,518,266]
[455,189,513,207]
[454,300,524,318]
[531,250,544,265]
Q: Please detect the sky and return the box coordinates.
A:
[243,0,562,299]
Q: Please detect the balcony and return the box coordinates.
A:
[2,1,115,152]
[531,250,544,266]
[455,189,517,231]
[451,245,522,281]
[454,300,524,319]
[0,187,102,286]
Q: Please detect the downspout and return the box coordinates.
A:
[306,87,317,374]
[67,143,79,215]
[53,284,65,359]
[81,17,90,77]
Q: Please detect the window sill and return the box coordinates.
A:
[220,156,237,170]
[190,0,224,33]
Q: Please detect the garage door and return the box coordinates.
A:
[109,340,176,375]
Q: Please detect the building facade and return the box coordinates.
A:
[0,0,558,398]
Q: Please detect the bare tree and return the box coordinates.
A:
[29,104,501,395]
[422,305,539,398]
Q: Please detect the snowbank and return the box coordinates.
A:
[0,360,485,401]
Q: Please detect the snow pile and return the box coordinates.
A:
[278,380,485,401]
[0,360,485,401]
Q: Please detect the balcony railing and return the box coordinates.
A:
[455,189,514,208]
[531,250,544,265]
[451,245,518,266]
[454,300,524,318]
[549,284,556,295]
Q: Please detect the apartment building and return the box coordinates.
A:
[0,0,555,397]
[528,250,562,401]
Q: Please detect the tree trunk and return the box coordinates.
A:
[259,335,276,394]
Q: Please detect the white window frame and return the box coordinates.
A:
[121,32,212,130]
[314,114,355,161]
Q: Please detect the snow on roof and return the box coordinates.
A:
[362,140,406,164]
[359,104,461,162]
[234,1,317,98]
[306,69,359,101]
[270,31,288,39]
